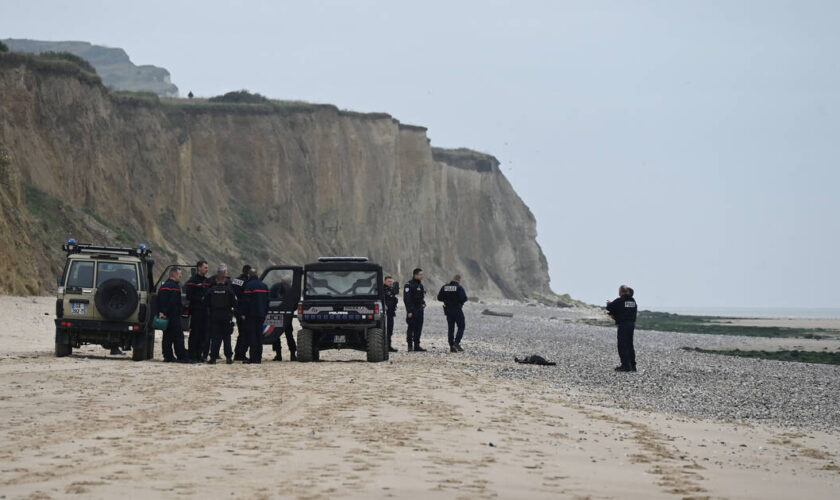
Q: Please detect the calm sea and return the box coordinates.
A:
[649,307,840,319]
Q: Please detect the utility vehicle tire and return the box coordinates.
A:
[366,328,386,363]
[55,327,72,357]
[146,330,155,360]
[55,341,72,357]
[95,279,139,321]
[297,329,318,362]
[132,332,149,361]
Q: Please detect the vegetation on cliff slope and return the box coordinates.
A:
[2,38,178,96]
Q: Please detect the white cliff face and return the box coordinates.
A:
[0,58,553,299]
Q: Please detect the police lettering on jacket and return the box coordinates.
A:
[606,294,638,324]
[231,274,247,301]
[185,274,210,310]
[383,284,399,315]
[403,279,426,311]
[241,277,270,318]
[157,278,182,318]
[437,281,468,310]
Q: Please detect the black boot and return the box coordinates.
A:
[110,347,123,355]
[414,344,427,352]
[407,342,414,352]
[273,352,282,361]
[207,358,217,364]
[455,343,463,352]
[450,345,457,353]
[226,356,233,365]
[290,350,297,361]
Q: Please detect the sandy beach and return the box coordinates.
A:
[1,296,838,499]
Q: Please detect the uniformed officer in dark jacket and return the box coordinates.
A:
[240,269,270,363]
[606,285,638,372]
[157,267,189,363]
[270,279,297,361]
[231,264,251,361]
[403,268,427,352]
[185,260,211,361]
[437,274,468,353]
[204,271,238,364]
[383,275,399,352]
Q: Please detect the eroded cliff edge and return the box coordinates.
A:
[0,55,555,301]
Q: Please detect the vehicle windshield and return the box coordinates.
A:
[96,262,138,288]
[305,270,378,297]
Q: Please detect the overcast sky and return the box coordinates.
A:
[3,0,838,308]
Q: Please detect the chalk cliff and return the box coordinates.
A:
[0,53,556,301]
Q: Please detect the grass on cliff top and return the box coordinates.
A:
[684,347,840,366]
[583,310,837,339]
[0,51,102,86]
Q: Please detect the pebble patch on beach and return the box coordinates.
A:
[419,301,840,432]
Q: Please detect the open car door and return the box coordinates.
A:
[259,266,303,345]
[152,264,197,331]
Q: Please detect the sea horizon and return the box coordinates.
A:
[648,306,840,319]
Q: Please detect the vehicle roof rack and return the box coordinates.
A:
[62,240,152,257]
[317,256,369,262]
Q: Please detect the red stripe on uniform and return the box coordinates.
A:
[159,287,181,291]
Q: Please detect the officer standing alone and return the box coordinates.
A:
[606,285,638,372]
[186,260,210,361]
[205,271,237,364]
[383,276,399,352]
[437,275,468,353]
[403,268,427,352]
[231,264,251,361]
[240,269,270,364]
[157,267,189,363]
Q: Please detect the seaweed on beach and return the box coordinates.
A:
[684,347,840,366]
[583,311,837,339]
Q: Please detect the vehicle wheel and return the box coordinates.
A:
[146,330,155,360]
[132,332,149,361]
[297,329,318,362]
[366,328,386,363]
[95,279,139,321]
[55,341,72,357]
[55,328,72,357]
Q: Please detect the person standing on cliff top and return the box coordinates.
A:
[437,275,468,353]
[403,268,427,352]
[606,285,637,372]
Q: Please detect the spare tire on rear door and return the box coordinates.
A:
[95,278,139,321]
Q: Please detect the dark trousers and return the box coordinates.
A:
[246,316,266,363]
[272,316,296,357]
[617,321,636,369]
[187,310,208,360]
[386,313,395,346]
[162,316,187,361]
[209,313,233,360]
[233,316,248,359]
[445,308,466,346]
[406,308,424,345]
